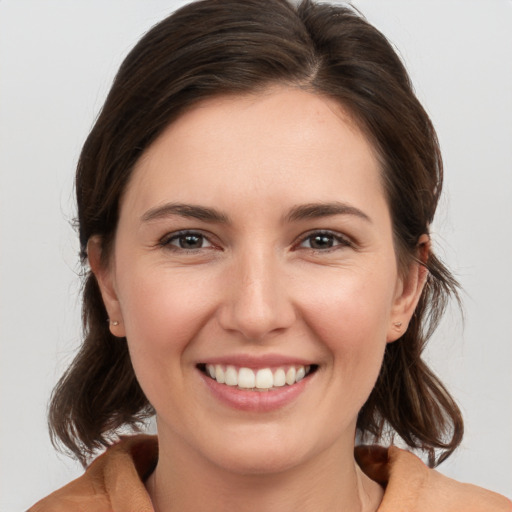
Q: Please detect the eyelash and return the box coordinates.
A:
[295,230,353,252]
[159,229,353,253]
[159,230,215,251]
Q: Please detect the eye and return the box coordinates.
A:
[161,231,214,250]
[298,231,351,251]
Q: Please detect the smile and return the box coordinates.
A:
[197,361,318,412]
[199,364,317,391]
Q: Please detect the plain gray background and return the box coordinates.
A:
[1,1,511,510]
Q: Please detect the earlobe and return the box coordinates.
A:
[87,236,126,338]
[387,234,430,343]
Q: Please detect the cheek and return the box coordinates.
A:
[300,264,396,342]
[298,265,396,394]
[117,254,219,334]
[113,260,220,394]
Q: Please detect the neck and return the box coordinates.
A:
[146,430,383,512]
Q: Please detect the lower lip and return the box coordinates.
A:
[199,370,312,412]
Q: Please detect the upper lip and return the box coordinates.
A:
[198,354,316,368]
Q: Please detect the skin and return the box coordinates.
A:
[89,87,428,512]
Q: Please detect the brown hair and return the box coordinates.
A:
[49,0,463,467]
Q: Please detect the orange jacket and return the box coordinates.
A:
[29,435,511,512]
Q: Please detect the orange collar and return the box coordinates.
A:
[29,435,511,512]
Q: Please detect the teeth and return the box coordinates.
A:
[295,366,306,382]
[238,367,255,389]
[285,367,296,385]
[225,366,238,386]
[215,365,225,384]
[204,364,312,390]
[273,368,286,387]
[255,368,273,389]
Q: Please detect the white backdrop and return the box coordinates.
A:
[1,1,511,510]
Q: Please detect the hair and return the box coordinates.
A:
[49,0,463,467]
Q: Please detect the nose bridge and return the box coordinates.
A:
[219,243,295,340]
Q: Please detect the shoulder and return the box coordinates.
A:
[356,445,512,512]
[28,435,157,512]
[28,438,511,512]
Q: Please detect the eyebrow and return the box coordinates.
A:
[141,203,230,223]
[140,201,371,225]
[285,202,372,223]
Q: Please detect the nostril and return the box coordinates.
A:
[216,276,297,341]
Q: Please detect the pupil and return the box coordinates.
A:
[180,234,202,249]
[311,234,333,249]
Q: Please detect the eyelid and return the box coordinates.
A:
[157,228,353,252]
[293,229,354,251]
[158,229,218,250]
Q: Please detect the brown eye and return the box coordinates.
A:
[177,234,204,249]
[309,234,335,249]
[162,231,213,250]
[299,231,351,250]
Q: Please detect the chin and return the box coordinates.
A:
[208,442,306,476]
[198,422,331,477]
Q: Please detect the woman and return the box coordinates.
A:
[28,0,511,510]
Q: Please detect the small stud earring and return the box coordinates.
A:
[110,320,120,326]
[393,321,402,328]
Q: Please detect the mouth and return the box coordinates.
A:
[197,363,318,392]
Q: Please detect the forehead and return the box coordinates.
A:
[138,87,372,163]
[124,87,385,217]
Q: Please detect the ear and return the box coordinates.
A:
[87,236,126,338]
[387,234,430,343]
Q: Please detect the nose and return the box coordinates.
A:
[217,247,296,341]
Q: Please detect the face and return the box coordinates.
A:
[92,87,424,475]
